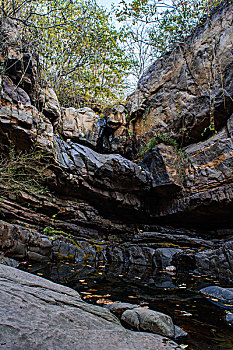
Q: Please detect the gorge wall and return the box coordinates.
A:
[0,1,233,282]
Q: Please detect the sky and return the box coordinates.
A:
[97,0,113,9]
[97,0,131,10]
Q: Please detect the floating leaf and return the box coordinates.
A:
[180,311,192,316]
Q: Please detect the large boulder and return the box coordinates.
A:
[54,137,153,213]
[106,302,138,318]
[0,264,180,350]
[141,144,184,195]
[153,248,182,270]
[0,220,52,261]
[59,107,100,147]
[200,286,233,309]
[121,307,175,338]
[39,87,61,122]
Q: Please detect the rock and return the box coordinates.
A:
[142,145,183,195]
[55,137,152,212]
[0,18,40,103]
[57,139,151,193]
[166,266,176,272]
[107,245,125,263]
[103,104,132,155]
[227,113,233,139]
[106,302,138,318]
[127,245,147,265]
[195,241,233,284]
[106,105,127,128]
[121,307,175,338]
[200,286,233,309]
[174,325,188,340]
[40,87,61,122]
[132,230,216,248]
[59,107,100,147]
[0,264,180,350]
[153,248,182,270]
[127,1,233,146]
[0,7,233,281]
[0,101,54,151]
[172,250,197,273]
[0,18,22,60]
[59,105,132,155]
[123,1,233,229]
[0,255,19,268]
[0,220,52,261]
[225,312,233,326]
[145,127,233,228]
[141,247,155,266]
[2,77,31,106]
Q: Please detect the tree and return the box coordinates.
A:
[121,22,157,89]
[1,0,134,110]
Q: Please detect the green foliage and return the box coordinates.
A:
[0,142,51,197]
[115,0,221,58]
[14,0,134,109]
[136,133,184,161]
[201,121,218,136]
[43,226,71,238]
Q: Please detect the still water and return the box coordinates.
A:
[20,260,233,350]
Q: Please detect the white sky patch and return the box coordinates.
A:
[97,0,131,10]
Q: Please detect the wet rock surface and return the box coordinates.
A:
[0,264,180,350]
[0,255,19,268]
[200,286,233,309]
[1,216,232,284]
[225,312,233,326]
[174,326,188,340]
[195,240,233,283]
[153,248,182,270]
[107,302,188,341]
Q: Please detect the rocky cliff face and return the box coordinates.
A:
[0,2,233,282]
[126,0,233,228]
[127,0,233,147]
